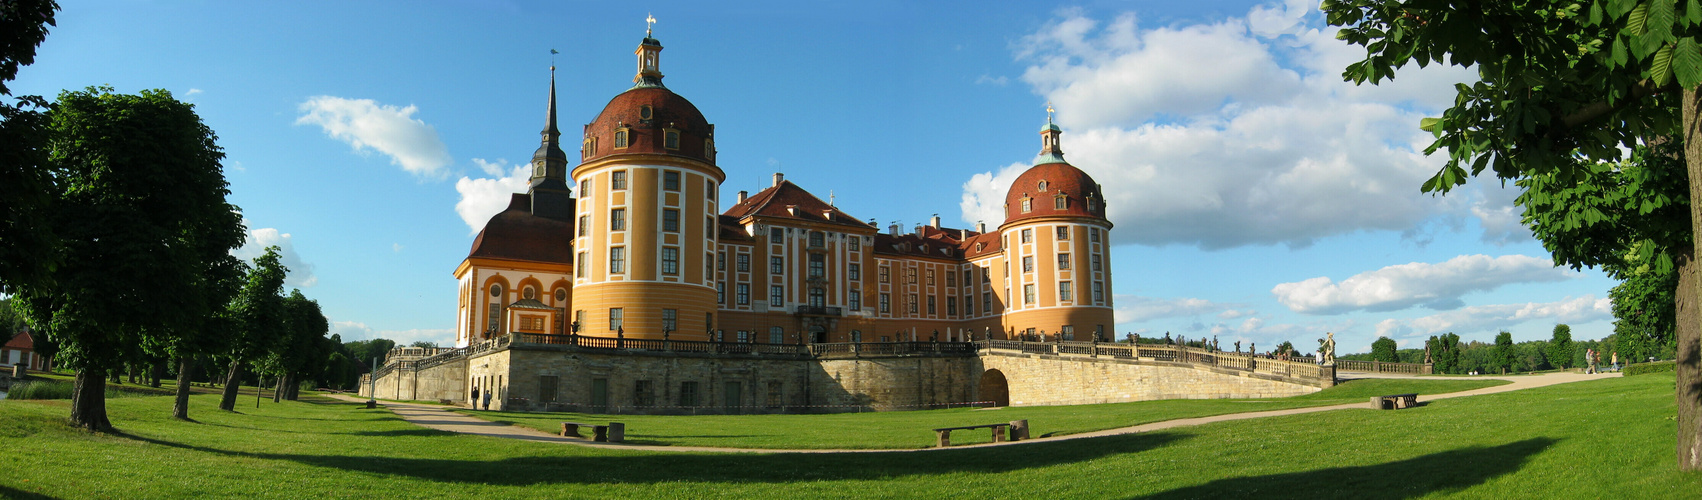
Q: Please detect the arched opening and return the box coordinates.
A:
[810,325,827,344]
[978,369,1010,407]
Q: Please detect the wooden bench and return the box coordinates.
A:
[561,421,626,443]
[1370,393,1419,410]
[932,422,1014,447]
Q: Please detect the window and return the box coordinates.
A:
[736,284,750,305]
[679,381,698,407]
[609,308,623,331]
[947,297,958,316]
[576,251,588,278]
[664,129,680,150]
[717,252,726,271]
[771,285,785,306]
[707,179,716,198]
[737,331,750,343]
[1061,325,1075,341]
[519,316,544,331]
[705,138,715,160]
[766,381,782,408]
[879,293,891,313]
[1055,195,1068,210]
[1021,228,1032,243]
[963,270,972,286]
[769,326,785,344]
[771,256,784,274]
[1022,256,1034,273]
[663,170,680,191]
[927,296,936,314]
[661,247,679,275]
[583,138,597,157]
[848,263,861,281]
[1059,281,1073,301]
[575,310,584,330]
[1056,226,1069,240]
[736,253,750,272]
[879,265,890,283]
[927,269,935,285]
[662,308,677,331]
[1024,284,1036,304]
[849,289,860,310]
[907,268,917,284]
[946,271,957,287]
[849,237,860,251]
[707,216,716,239]
[663,209,680,232]
[851,330,863,343]
[612,170,627,189]
[982,267,990,281]
[908,294,918,313]
[523,285,537,300]
[1038,180,1049,191]
[983,292,991,313]
[707,312,714,330]
[1058,253,1071,270]
[808,254,825,278]
[639,105,654,120]
[1004,262,1009,278]
[1091,228,1101,243]
[809,287,825,307]
[717,282,725,303]
[1021,197,1032,213]
[609,247,626,273]
[611,208,626,231]
[1093,281,1105,302]
[580,178,591,196]
[634,380,654,407]
[770,227,783,240]
[809,231,824,247]
[1092,255,1102,272]
[554,289,567,302]
[578,215,589,236]
[614,128,629,148]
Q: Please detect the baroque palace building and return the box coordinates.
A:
[452,31,1115,349]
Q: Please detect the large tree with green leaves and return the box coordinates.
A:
[1371,336,1399,362]
[1549,324,1577,369]
[0,0,59,296]
[11,87,240,430]
[1492,331,1518,374]
[1325,0,1702,468]
[219,246,288,411]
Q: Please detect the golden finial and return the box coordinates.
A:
[646,13,657,37]
[1046,101,1055,123]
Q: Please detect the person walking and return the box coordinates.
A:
[1612,351,1620,371]
[471,385,480,409]
[482,386,493,410]
[1584,349,1594,374]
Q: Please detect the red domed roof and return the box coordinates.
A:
[1002,162,1107,226]
[468,194,574,264]
[582,87,714,165]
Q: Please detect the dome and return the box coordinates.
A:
[1002,162,1107,226]
[467,194,574,264]
[581,86,714,165]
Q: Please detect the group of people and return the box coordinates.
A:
[470,384,495,410]
[1584,349,1620,374]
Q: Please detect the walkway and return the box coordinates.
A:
[329,371,1621,454]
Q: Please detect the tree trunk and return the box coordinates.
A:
[272,374,286,403]
[150,360,164,388]
[70,368,111,431]
[218,360,243,411]
[1678,88,1702,471]
[172,356,194,421]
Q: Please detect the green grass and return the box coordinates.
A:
[0,373,1692,498]
[457,377,1508,449]
[6,379,170,400]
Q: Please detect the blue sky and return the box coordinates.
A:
[12,0,1619,352]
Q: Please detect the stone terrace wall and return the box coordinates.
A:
[978,350,1323,406]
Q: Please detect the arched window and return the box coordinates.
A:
[1055,193,1068,210]
[614,128,630,148]
[1021,197,1032,213]
[487,284,504,334]
[663,128,680,150]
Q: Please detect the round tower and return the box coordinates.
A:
[570,30,725,340]
[997,117,1115,341]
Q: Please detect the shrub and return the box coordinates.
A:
[1623,361,1676,377]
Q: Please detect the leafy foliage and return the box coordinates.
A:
[1627,360,1679,375]
[1493,331,1518,374]
[1371,336,1399,362]
[1549,324,1577,369]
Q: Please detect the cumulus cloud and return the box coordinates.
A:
[1272,254,1571,315]
[331,320,455,346]
[1373,295,1613,339]
[453,158,530,235]
[1113,294,1244,323]
[232,224,317,288]
[296,96,453,179]
[961,7,1504,248]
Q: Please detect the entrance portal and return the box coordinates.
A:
[810,325,827,343]
[978,369,1010,407]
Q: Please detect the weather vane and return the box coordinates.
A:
[1046,101,1055,123]
[550,48,559,70]
[647,13,657,37]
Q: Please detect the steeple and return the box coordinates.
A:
[528,65,573,221]
[634,15,665,88]
[1035,102,1066,165]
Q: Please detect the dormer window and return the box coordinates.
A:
[614,127,630,149]
[1087,193,1098,212]
[1038,180,1048,191]
[975,242,984,252]
[664,128,680,150]
[705,138,715,160]
[639,105,654,121]
[1021,196,1032,213]
[583,137,597,156]
[1055,193,1068,210]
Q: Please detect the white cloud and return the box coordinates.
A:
[296,96,452,179]
[962,7,1504,248]
[1374,295,1613,339]
[1272,254,1572,315]
[330,320,455,346]
[392,243,404,253]
[976,75,1010,86]
[185,88,203,96]
[453,158,530,235]
[232,224,317,288]
[1113,294,1244,323]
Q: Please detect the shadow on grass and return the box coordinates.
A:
[116,430,1187,485]
[1135,437,1557,499]
[0,484,62,499]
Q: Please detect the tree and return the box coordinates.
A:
[0,0,59,295]
[1492,331,1517,375]
[218,246,288,411]
[1324,0,1702,468]
[11,87,237,431]
[1371,336,1399,362]
[160,254,246,420]
[269,289,329,401]
[1550,324,1577,369]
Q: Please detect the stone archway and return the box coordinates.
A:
[810,325,827,343]
[978,369,1010,407]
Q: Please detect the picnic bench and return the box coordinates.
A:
[1370,393,1419,410]
[561,421,626,443]
[932,420,1029,447]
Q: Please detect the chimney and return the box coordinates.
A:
[930,214,941,228]
[737,190,747,203]
[959,229,969,239]
[976,221,986,233]
[888,223,900,236]
[914,224,924,237]
[773,172,784,187]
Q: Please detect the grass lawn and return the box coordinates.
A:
[2,374,1692,499]
[456,377,1510,449]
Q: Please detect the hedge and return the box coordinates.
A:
[1624,361,1676,377]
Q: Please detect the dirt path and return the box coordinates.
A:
[328,371,1621,454]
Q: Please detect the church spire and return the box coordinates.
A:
[531,66,568,178]
[1035,102,1066,165]
[634,15,665,88]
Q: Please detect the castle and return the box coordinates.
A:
[361,30,1332,413]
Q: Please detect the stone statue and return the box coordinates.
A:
[1320,332,1337,364]
[1424,343,1433,364]
[1234,340,1242,354]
